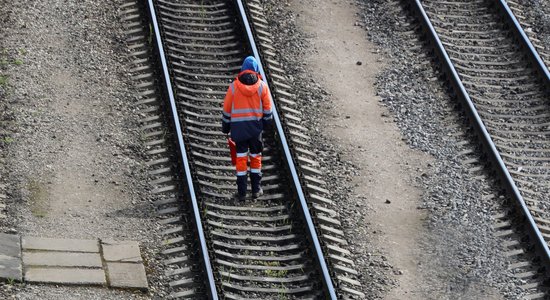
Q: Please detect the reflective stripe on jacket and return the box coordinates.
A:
[222,71,273,142]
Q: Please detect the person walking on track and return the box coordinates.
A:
[221,56,273,201]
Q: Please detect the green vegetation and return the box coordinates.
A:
[1,136,14,144]
[262,261,288,278]
[199,1,207,19]
[264,268,288,278]
[0,75,8,88]
[0,48,7,67]
[277,291,289,300]
[221,265,234,285]
[0,47,26,93]
[0,47,26,67]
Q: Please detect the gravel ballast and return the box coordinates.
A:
[260,0,527,298]
[510,0,550,49]
[0,0,543,298]
[0,0,166,298]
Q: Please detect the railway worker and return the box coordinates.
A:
[221,56,273,201]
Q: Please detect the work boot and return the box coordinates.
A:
[250,173,262,199]
[236,175,247,201]
[252,188,263,199]
[233,192,246,201]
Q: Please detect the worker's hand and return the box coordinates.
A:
[262,119,273,131]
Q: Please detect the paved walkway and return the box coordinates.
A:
[0,233,147,290]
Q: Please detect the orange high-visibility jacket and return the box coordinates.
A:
[222,71,273,142]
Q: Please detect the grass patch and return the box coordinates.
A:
[0,48,7,67]
[1,136,14,144]
[261,261,289,278]
[264,268,288,278]
[0,48,26,67]
[0,75,8,88]
[199,2,206,19]
[277,292,289,300]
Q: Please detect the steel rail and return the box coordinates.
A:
[494,0,550,86]
[408,0,550,270]
[145,0,219,298]
[235,0,337,298]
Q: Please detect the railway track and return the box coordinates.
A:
[122,0,364,298]
[505,0,550,70]
[407,0,550,296]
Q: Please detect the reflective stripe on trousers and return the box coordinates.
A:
[235,153,262,175]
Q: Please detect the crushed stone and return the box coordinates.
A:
[260,0,525,298]
[0,0,167,298]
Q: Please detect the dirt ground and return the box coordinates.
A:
[0,0,523,298]
[288,0,433,298]
[0,0,164,298]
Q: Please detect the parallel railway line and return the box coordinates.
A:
[505,0,550,70]
[109,0,550,298]
[122,0,364,298]
[2,0,550,298]
[408,0,550,296]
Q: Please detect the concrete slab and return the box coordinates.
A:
[0,255,22,282]
[101,240,142,263]
[25,267,106,285]
[22,237,99,253]
[0,234,22,282]
[23,252,102,268]
[106,262,148,290]
[0,233,21,258]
